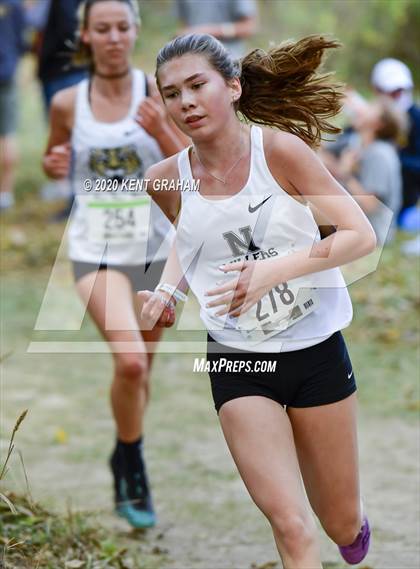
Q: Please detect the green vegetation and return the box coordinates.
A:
[0,414,166,569]
[256,0,420,88]
[135,0,420,87]
[0,493,166,569]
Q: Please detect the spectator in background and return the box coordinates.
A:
[24,0,51,57]
[334,98,405,246]
[36,0,88,214]
[371,58,420,226]
[0,0,26,211]
[37,0,88,112]
[175,0,257,59]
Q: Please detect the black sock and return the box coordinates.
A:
[117,437,144,470]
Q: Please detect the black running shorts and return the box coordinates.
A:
[207,331,357,413]
[72,260,166,291]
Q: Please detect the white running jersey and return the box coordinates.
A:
[176,126,353,352]
[68,69,174,265]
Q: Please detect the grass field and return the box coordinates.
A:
[1,241,419,567]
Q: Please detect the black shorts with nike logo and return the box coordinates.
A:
[207,331,357,413]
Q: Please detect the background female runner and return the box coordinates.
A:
[42,0,186,528]
[138,34,376,566]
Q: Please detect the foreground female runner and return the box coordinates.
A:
[139,34,375,566]
[43,0,186,528]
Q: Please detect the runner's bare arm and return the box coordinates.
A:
[137,234,189,329]
[138,158,190,327]
[342,178,380,214]
[145,157,182,223]
[42,87,76,179]
[309,204,337,238]
[265,130,377,274]
[147,75,190,147]
[137,76,190,157]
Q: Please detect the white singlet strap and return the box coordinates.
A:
[250,124,272,181]
[128,69,145,116]
[177,146,193,181]
[73,78,90,125]
[177,147,195,206]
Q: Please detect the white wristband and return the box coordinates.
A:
[155,283,188,303]
[153,292,175,308]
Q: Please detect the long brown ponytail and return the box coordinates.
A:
[156,33,343,148]
[239,35,343,147]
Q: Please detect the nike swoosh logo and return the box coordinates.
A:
[348,371,353,379]
[124,129,137,136]
[248,195,272,213]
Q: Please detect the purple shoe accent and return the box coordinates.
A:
[338,515,371,565]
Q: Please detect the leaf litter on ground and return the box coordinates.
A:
[0,412,166,569]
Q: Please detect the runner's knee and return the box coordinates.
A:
[322,509,361,546]
[116,355,148,385]
[268,510,318,557]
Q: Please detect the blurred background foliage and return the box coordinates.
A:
[135,0,420,89]
[8,0,420,207]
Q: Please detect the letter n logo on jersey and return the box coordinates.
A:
[222,225,259,257]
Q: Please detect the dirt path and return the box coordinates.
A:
[3,343,419,569]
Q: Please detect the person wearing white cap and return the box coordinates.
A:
[371,58,420,222]
[371,58,414,105]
